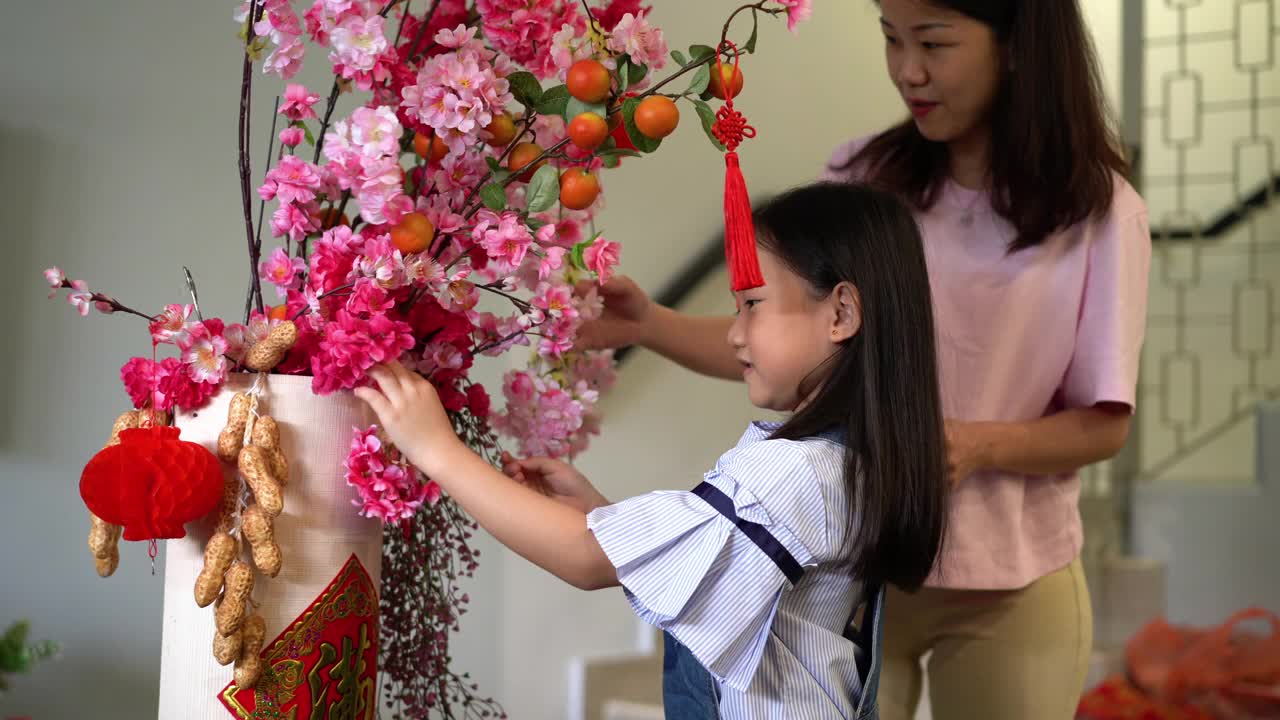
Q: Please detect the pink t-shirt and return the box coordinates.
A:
[821,137,1152,590]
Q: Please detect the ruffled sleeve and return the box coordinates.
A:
[586,439,829,690]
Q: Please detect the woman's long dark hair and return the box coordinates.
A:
[844,0,1128,251]
[759,183,948,591]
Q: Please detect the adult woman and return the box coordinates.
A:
[578,1,1151,718]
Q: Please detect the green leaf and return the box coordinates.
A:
[525,164,561,213]
[627,59,648,87]
[670,49,688,67]
[743,11,760,53]
[536,84,570,117]
[598,147,643,160]
[569,241,587,271]
[689,44,716,63]
[565,97,607,124]
[485,156,503,173]
[693,99,725,151]
[526,217,549,231]
[507,71,544,108]
[685,64,710,96]
[617,53,631,91]
[480,183,507,211]
[297,121,316,147]
[601,154,620,169]
[622,96,663,153]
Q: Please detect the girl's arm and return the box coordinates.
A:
[947,403,1132,483]
[356,363,620,591]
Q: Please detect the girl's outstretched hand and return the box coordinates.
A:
[500,452,610,514]
[355,361,464,475]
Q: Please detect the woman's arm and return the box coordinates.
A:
[576,277,742,381]
[947,402,1132,483]
[356,363,620,591]
[641,305,741,380]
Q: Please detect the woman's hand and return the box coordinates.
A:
[574,276,654,351]
[500,452,610,514]
[944,419,992,487]
[354,361,464,476]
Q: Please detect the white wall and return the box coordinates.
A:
[0,1,899,718]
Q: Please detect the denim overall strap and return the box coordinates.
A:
[851,582,886,719]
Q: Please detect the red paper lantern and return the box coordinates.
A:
[80,426,224,541]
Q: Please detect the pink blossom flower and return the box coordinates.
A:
[606,13,667,69]
[471,312,529,356]
[492,371,587,458]
[158,357,222,411]
[120,357,160,409]
[774,0,812,32]
[423,480,443,505]
[466,383,491,418]
[149,303,195,345]
[400,23,514,145]
[431,149,488,195]
[475,0,584,78]
[359,188,413,226]
[272,202,320,241]
[549,23,593,79]
[279,83,321,120]
[349,105,402,157]
[330,14,388,72]
[435,24,478,49]
[582,235,621,284]
[309,225,361,293]
[404,252,446,290]
[179,321,231,385]
[311,309,416,395]
[260,247,307,296]
[474,210,534,266]
[67,280,92,317]
[43,267,64,298]
[345,425,438,522]
[346,277,397,315]
[595,0,647,31]
[531,282,577,321]
[354,237,407,291]
[537,335,572,359]
[264,38,307,79]
[279,126,305,146]
[259,155,322,205]
[439,276,480,314]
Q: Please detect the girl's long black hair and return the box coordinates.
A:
[760,183,948,591]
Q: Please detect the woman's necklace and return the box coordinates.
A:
[959,190,983,226]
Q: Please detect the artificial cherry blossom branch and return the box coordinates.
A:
[55,280,156,321]
[239,0,267,321]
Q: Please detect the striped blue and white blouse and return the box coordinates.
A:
[587,421,867,718]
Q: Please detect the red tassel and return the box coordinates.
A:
[724,152,763,291]
[711,40,764,292]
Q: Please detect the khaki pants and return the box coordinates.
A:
[878,557,1092,720]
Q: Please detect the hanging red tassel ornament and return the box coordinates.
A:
[711,40,764,292]
[80,424,225,541]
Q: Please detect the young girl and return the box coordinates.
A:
[356,182,950,718]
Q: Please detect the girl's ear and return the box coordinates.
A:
[830,281,862,342]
